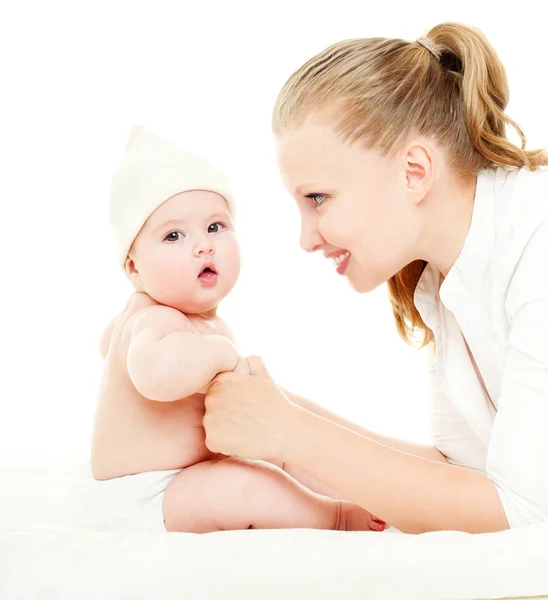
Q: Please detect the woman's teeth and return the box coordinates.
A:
[332,251,350,267]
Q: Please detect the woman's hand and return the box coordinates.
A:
[203,356,296,460]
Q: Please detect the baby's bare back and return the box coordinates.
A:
[91,293,232,480]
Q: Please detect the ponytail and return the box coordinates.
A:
[427,22,548,172]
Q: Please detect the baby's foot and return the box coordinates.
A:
[335,501,386,532]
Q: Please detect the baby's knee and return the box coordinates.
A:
[217,457,265,487]
[162,469,198,532]
[163,458,289,532]
[162,462,227,532]
[217,457,289,498]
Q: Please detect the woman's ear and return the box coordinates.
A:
[124,255,144,292]
[403,142,434,205]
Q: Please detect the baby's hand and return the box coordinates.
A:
[198,357,249,394]
[233,357,251,375]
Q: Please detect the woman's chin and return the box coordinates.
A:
[347,272,384,294]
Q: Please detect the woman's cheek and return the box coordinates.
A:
[317,209,336,246]
[320,207,355,251]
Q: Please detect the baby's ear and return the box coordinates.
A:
[124,256,144,292]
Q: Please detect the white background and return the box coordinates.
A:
[1,1,547,457]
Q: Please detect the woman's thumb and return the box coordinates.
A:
[246,355,272,379]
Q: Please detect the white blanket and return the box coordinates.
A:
[1,451,547,600]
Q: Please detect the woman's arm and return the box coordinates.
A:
[204,360,509,534]
[282,404,508,534]
[283,389,448,464]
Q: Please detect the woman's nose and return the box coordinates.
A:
[300,221,325,253]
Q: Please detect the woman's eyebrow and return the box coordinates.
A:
[294,183,321,195]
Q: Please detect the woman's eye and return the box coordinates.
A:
[305,193,327,208]
[164,231,184,242]
[208,222,226,234]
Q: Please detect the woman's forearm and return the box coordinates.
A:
[280,404,509,534]
[283,390,448,464]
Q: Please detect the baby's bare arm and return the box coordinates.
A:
[126,306,240,401]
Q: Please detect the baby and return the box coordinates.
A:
[90,126,377,533]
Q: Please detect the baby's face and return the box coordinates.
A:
[128,190,240,314]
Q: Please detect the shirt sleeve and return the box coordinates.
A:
[428,345,488,472]
[486,220,548,527]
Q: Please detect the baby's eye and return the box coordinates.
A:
[164,231,184,242]
[305,193,327,208]
[208,222,226,234]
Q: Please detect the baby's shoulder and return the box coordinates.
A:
[124,294,192,338]
[100,293,190,359]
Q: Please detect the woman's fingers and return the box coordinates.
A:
[203,365,295,460]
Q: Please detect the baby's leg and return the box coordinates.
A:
[266,459,345,499]
[265,460,386,531]
[163,457,370,533]
[267,460,386,531]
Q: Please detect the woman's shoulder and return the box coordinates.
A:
[492,166,548,241]
[489,167,548,314]
[509,165,548,197]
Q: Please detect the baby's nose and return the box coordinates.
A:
[194,239,216,256]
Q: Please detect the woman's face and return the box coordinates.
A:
[275,118,424,293]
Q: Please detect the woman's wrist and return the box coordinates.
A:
[276,398,315,464]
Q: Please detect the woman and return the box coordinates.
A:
[203,22,548,534]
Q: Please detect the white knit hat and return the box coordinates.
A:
[109,125,235,267]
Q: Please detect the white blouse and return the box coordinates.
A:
[414,165,548,528]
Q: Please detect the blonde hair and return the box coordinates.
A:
[273,22,548,347]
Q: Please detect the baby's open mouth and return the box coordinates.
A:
[198,264,218,286]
